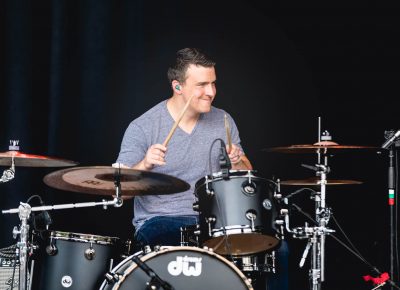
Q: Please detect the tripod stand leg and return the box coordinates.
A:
[309,234,321,290]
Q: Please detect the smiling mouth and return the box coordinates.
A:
[199,98,213,102]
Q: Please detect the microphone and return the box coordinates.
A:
[219,139,231,179]
[381,129,400,149]
[33,197,53,231]
[34,210,53,231]
[131,255,174,290]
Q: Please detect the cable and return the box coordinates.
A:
[26,194,44,204]
[283,187,317,203]
[330,214,364,262]
[207,138,222,176]
[10,257,17,290]
[204,138,234,260]
[292,202,400,288]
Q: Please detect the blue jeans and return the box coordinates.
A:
[134,215,198,249]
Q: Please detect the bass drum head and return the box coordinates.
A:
[100,246,253,290]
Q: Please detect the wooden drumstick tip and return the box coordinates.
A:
[224,114,232,153]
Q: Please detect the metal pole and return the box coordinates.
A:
[16,203,31,290]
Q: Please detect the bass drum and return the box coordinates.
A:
[100,246,253,290]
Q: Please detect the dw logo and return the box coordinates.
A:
[167,256,202,276]
[61,275,73,288]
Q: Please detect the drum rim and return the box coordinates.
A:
[195,169,271,189]
[49,230,119,244]
[100,246,254,290]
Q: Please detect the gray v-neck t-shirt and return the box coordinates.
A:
[116,100,243,230]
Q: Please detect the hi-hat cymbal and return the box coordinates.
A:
[43,166,190,197]
[264,144,378,154]
[0,151,78,167]
[280,177,363,186]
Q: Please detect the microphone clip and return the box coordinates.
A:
[219,140,231,179]
[382,129,400,149]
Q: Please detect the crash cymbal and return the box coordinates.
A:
[0,151,78,167]
[43,166,190,196]
[280,177,363,186]
[264,144,378,154]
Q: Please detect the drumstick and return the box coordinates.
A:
[162,95,195,147]
[224,114,232,153]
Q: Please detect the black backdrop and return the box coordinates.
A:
[1,1,399,289]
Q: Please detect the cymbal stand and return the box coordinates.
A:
[282,160,335,290]
[0,156,15,183]
[0,140,20,183]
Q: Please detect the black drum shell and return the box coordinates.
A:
[195,171,279,242]
[37,231,119,290]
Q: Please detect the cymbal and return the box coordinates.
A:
[280,177,363,186]
[0,151,78,167]
[43,166,190,196]
[264,144,378,154]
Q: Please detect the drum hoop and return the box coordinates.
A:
[50,230,119,245]
[211,226,259,236]
[111,246,253,290]
[195,169,270,189]
[209,170,259,180]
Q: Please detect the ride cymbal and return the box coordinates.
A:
[264,144,378,154]
[43,166,190,196]
[0,151,78,167]
[280,177,363,186]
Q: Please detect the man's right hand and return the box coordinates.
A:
[134,144,167,170]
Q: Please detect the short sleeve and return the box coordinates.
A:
[115,122,149,167]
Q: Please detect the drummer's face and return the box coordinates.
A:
[181,64,216,114]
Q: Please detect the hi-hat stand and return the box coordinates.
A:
[283,159,335,290]
[1,182,124,290]
[281,118,336,290]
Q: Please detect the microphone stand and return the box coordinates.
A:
[381,129,400,289]
[386,145,399,288]
[131,255,174,290]
[388,146,395,289]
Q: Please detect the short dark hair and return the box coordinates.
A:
[167,48,216,83]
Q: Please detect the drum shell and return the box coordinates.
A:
[195,171,278,239]
[100,246,253,290]
[37,231,119,290]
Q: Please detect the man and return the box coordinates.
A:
[114,47,288,290]
[114,47,252,248]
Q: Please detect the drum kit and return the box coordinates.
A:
[0,135,394,290]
